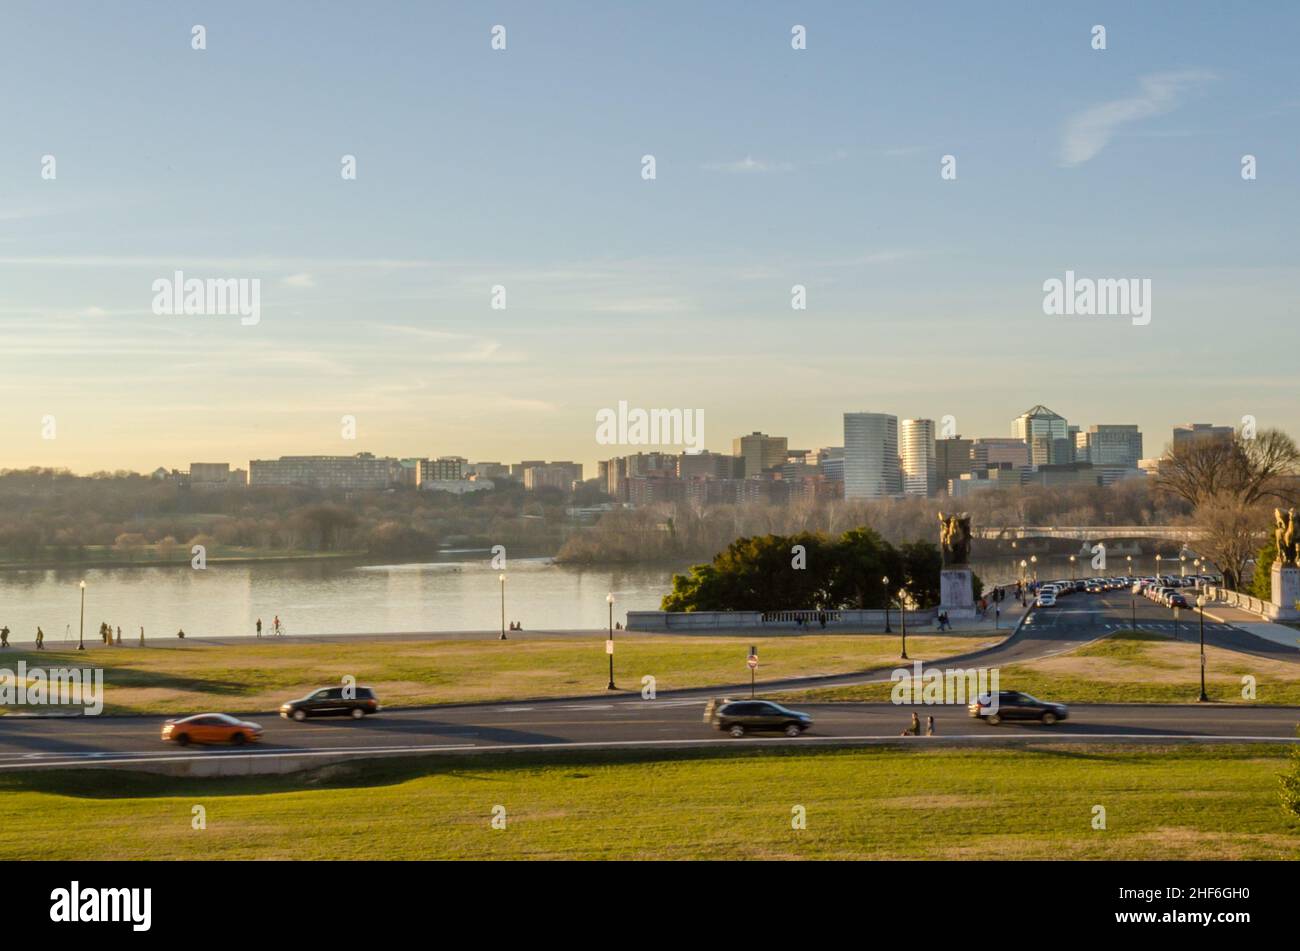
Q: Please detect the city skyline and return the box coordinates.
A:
[4,3,1299,473]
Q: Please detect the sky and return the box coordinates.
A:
[2,1,1298,474]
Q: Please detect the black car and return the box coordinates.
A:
[968,691,1068,725]
[280,686,381,721]
[704,698,812,737]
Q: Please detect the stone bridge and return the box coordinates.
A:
[975,525,1204,543]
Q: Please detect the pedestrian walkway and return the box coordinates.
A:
[1200,603,1300,650]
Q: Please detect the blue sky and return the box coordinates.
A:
[2,1,1298,472]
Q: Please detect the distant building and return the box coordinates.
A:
[248,453,397,489]
[971,437,1030,470]
[843,412,901,500]
[815,446,845,483]
[731,431,788,478]
[422,479,493,495]
[466,461,510,480]
[678,450,739,480]
[1173,423,1235,446]
[935,437,973,495]
[900,418,937,497]
[949,464,1017,498]
[1078,425,1143,468]
[190,462,231,485]
[419,456,466,483]
[523,462,583,491]
[1014,405,1070,467]
[511,460,547,479]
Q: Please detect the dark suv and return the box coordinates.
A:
[704,698,813,737]
[968,691,1067,725]
[281,686,380,721]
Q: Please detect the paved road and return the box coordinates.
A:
[2,588,1296,770]
[2,695,1298,772]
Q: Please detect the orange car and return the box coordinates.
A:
[161,713,263,746]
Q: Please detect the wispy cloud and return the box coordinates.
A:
[1059,70,1215,167]
[702,155,794,173]
[281,272,315,288]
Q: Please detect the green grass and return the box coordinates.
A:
[0,633,995,715]
[777,630,1300,705]
[2,745,1296,859]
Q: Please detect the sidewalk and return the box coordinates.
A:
[916,598,1028,635]
[1201,603,1300,650]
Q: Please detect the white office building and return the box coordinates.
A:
[843,412,901,500]
[900,418,937,497]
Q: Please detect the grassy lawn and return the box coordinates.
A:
[1,745,1296,859]
[0,634,995,715]
[776,630,1300,705]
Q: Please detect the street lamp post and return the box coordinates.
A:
[606,592,616,690]
[1180,554,1187,579]
[882,575,892,633]
[78,580,86,651]
[1019,559,1027,604]
[1030,554,1038,587]
[1156,553,1163,580]
[1069,554,1077,581]
[898,582,909,660]
[1196,594,1209,702]
[498,574,507,640]
[1126,556,1136,631]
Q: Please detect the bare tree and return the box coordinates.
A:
[1155,429,1300,508]
[1192,493,1268,590]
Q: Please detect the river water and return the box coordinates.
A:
[0,552,1117,640]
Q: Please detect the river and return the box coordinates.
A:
[0,552,1125,640]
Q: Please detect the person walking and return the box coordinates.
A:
[256,618,262,638]
[906,711,921,735]
[0,625,8,647]
[116,625,122,646]
[177,628,185,640]
[273,615,281,636]
[35,626,44,650]
[926,715,937,736]
[139,625,145,646]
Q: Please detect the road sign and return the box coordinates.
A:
[605,639,614,655]
[747,654,758,670]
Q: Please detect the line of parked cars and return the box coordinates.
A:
[1133,574,1218,609]
[1032,572,1220,611]
[160,685,383,746]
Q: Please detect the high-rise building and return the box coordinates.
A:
[1014,405,1070,467]
[934,437,973,496]
[1079,425,1143,468]
[900,418,937,497]
[1173,423,1235,446]
[843,413,901,500]
[731,431,788,478]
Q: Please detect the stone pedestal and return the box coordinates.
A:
[940,567,976,619]
[1269,564,1300,621]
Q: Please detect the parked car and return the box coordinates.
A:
[969,691,1068,726]
[161,713,263,746]
[280,685,381,720]
[1168,592,1190,609]
[704,698,813,737]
